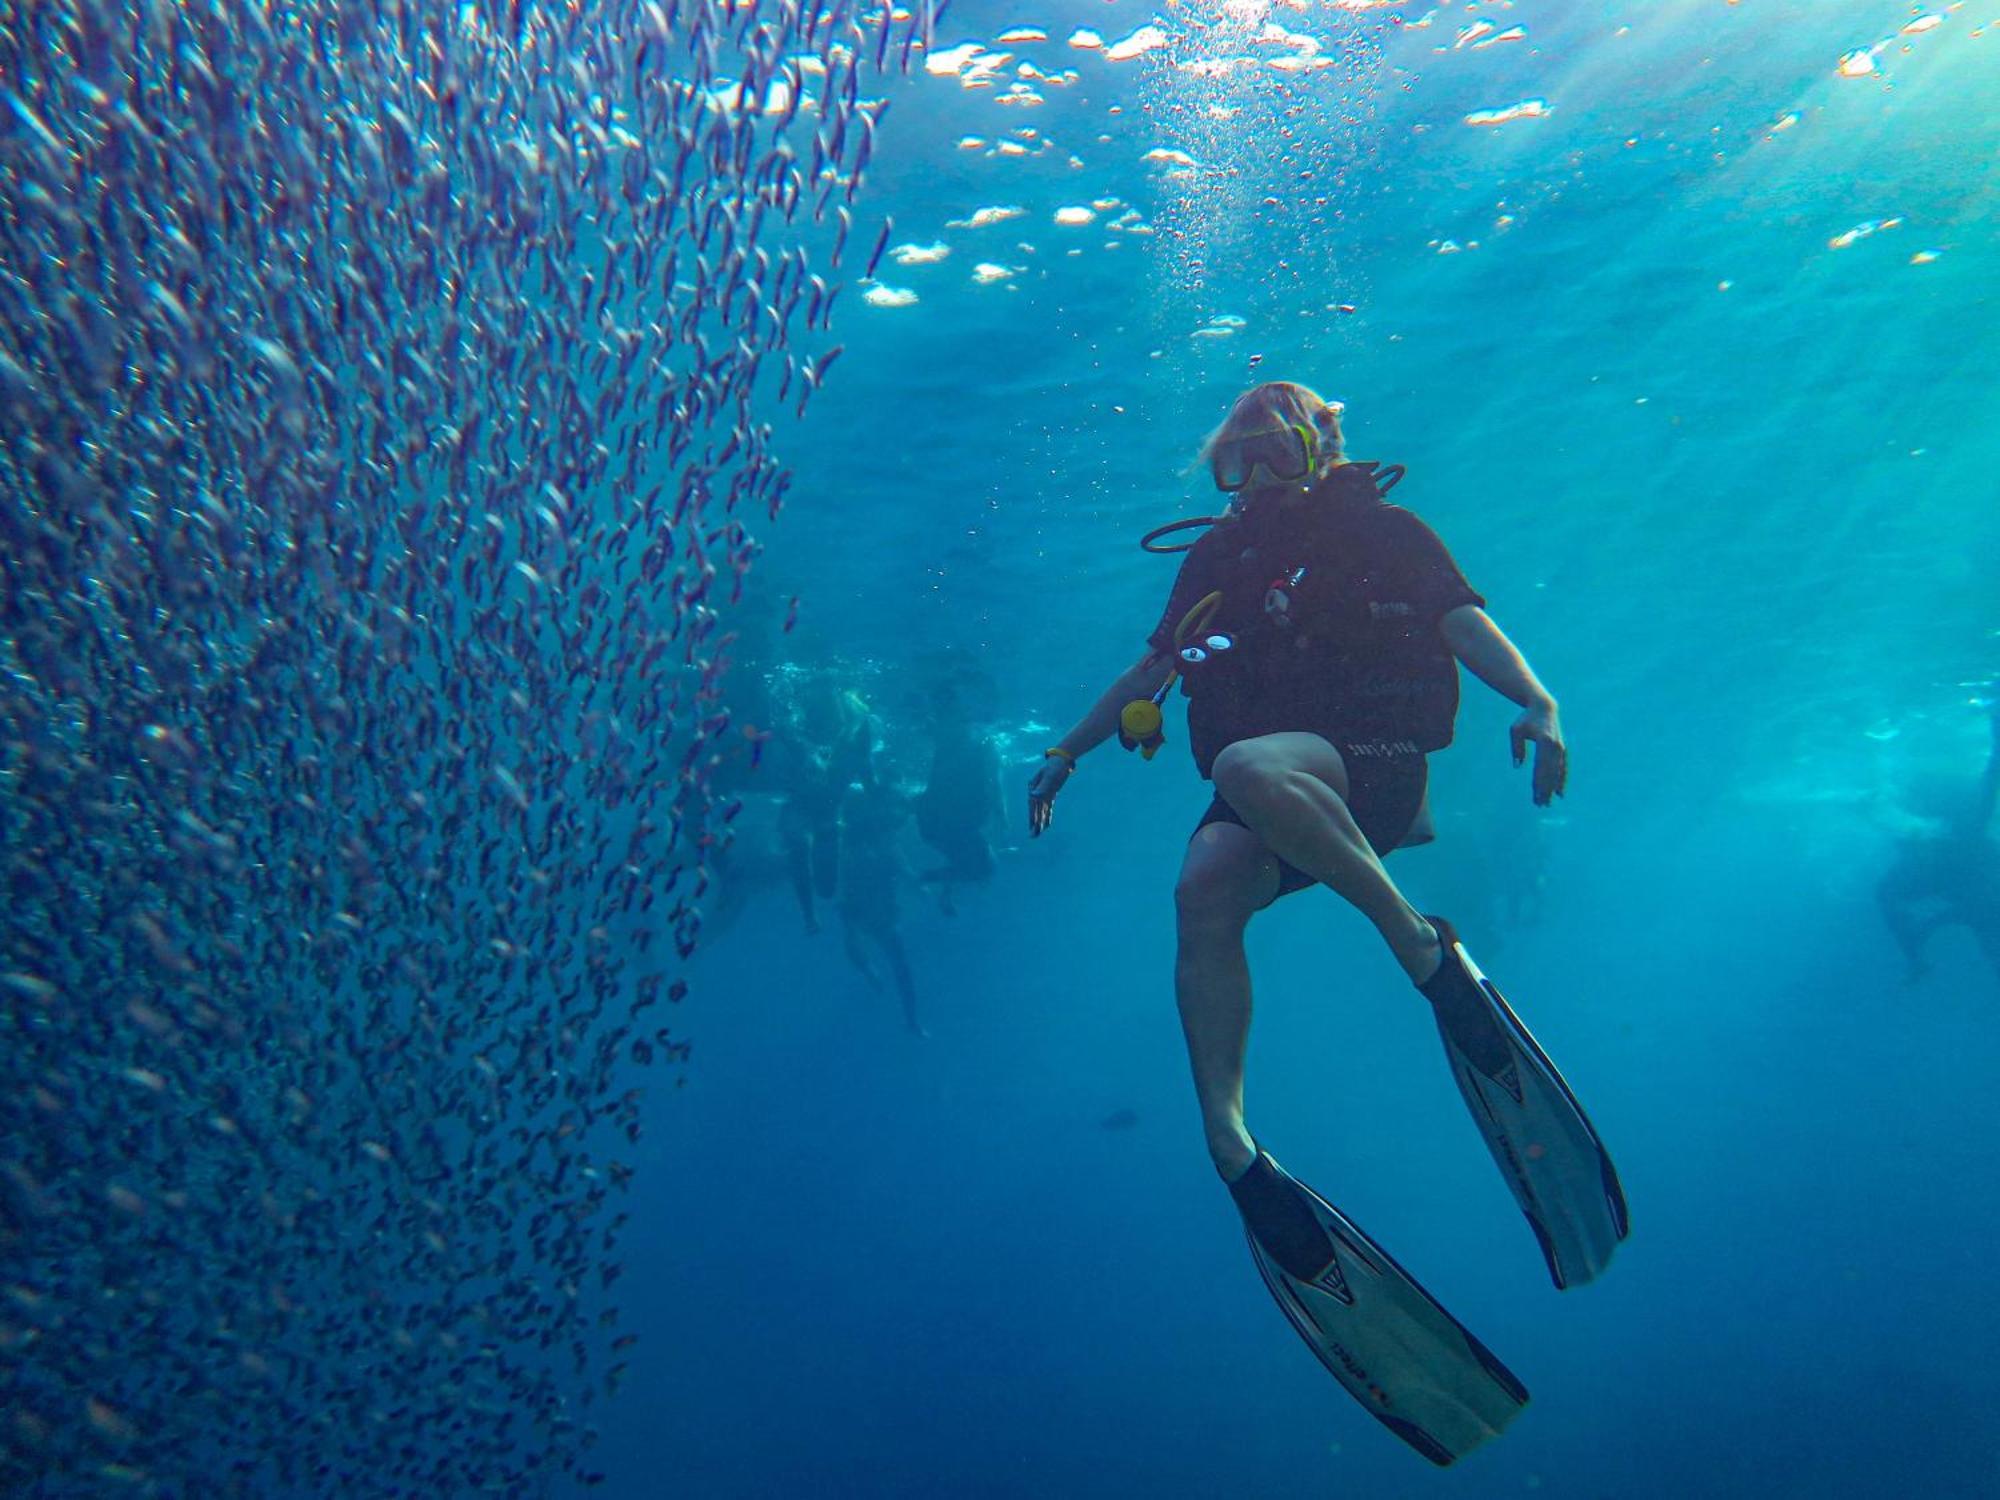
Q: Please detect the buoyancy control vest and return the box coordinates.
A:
[1168,462,1471,769]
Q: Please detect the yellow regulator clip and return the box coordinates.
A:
[1119,697,1166,759]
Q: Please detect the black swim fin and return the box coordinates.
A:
[1229,1151,1529,1466]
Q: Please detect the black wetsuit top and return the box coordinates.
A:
[1147,463,1484,777]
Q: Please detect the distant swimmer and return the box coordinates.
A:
[1877,696,2000,988]
[912,679,1006,914]
[771,669,874,935]
[1023,381,1626,1464]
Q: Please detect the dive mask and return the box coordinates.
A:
[1210,422,1318,492]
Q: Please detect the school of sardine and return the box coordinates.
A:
[0,0,937,1493]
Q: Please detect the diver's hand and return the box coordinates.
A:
[1027,755,1073,837]
[1510,699,1567,806]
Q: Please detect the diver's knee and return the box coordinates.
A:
[1209,741,1275,806]
[1174,864,1256,936]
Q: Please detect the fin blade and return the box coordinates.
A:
[1438,943,1630,1289]
[1245,1160,1529,1465]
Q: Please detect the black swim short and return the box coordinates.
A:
[1194,750,1428,902]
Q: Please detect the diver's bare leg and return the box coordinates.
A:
[1212,733,1440,983]
[1174,823,1281,1180]
[839,920,878,985]
[778,803,820,935]
[881,934,924,1037]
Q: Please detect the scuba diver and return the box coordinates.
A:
[913,678,1006,914]
[1876,695,2000,988]
[1024,381,1627,1465]
[770,669,875,935]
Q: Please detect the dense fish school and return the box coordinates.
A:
[0,0,934,1493]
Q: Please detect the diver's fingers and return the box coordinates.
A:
[1533,741,1567,804]
[1509,720,1529,767]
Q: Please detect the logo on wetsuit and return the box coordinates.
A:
[1343,739,1421,759]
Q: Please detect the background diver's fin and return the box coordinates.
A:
[1238,1152,1529,1466]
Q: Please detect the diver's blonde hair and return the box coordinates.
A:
[1190,381,1346,479]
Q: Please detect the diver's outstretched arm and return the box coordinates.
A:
[1028,649,1176,836]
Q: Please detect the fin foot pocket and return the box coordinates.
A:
[1418,915,1513,1077]
[1228,1151,1338,1284]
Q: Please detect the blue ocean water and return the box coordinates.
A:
[5,0,1994,1494]
[593,3,2000,1497]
